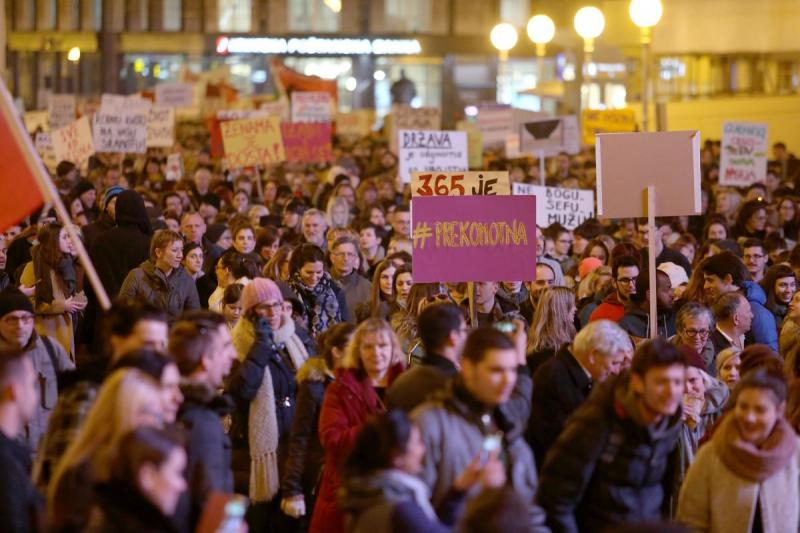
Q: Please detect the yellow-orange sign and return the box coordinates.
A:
[581,108,637,145]
[221,116,285,168]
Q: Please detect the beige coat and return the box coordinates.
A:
[21,262,74,361]
[676,436,800,533]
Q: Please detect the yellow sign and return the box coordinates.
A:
[335,110,375,137]
[410,171,510,197]
[221,116,285,168]
[581,108,637,145]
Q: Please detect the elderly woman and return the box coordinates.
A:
[671,302,717,376]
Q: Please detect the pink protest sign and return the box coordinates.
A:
[411,195,537,283]
[280,122,334,163]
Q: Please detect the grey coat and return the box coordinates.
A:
[334,270,372,324]
[119,260,200,322]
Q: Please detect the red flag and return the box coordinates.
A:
[0,82,45,233]
[270,58,338,103]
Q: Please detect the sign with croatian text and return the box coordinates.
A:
[155,82,194,108]
[220,116,285,168]
[52,116,95,164]
[719,121,768,187]
[512,182,595,230]
[411,171,510,197]
[146,107,175,148]
[291,91,333,123]
[280,122,334,163]
[581,109,637,145]
[389,105,441,153]
[48,94,76,130]
[93,111,147,153]
[398,130,468,184]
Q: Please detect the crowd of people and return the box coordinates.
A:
[1,118,800,533]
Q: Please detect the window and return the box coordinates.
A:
[163,0,182,31]
[500,0,530,24]
[382,0,433,33]
[288,0,340,33]
[219,0,251,32]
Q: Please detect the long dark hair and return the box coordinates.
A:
[317,322,356,370]
[760,263,796,313]
[36,223,67,268]
[343,410,413,478]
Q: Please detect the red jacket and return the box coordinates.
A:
[309,364,404,533]
[589,292,625,323]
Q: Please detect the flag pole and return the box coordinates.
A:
[0,81,112,310]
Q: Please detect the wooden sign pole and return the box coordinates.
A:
[538,149,546,186]
[647,185,657,339]
[254,165,264,202]
[467,281,477,326]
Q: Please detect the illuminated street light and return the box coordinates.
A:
[490,23,518,61]
[630,0,663,131]
[67,46,81,62]
[630,0,663,33]
[574,6,605,53]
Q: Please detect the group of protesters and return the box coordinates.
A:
[2,113,800,533]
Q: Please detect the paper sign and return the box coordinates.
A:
[259,100,290,121]
[34,132,57,170]
[101,93,151,113]
[24,111,49,134]
[217,109,267,121]
[719,121,768,187]
[476,104,513,148]
[389,105,441,153]
[398,129,468,184]
[512,182,595,230]
[165,153,183,182]
[291,92,333,123]
[456,121,483,169]
[520,115,580,156]
[280,122,334,163]
[51,116,95,165]
[146,107,175,148]
[596,131,701,218]
[336,110,374,137]
[411,195,538,282]
[155,82,194,108]
[221,116,285,168]
[93,111,148,153]
[48,94,76,130]
[581,109,637,145]
[412,171,510,197]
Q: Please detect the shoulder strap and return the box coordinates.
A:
[40,335,59,374]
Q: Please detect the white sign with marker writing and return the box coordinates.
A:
[93,111,148,153]
[512,182,595,230]
[398,130,468,184]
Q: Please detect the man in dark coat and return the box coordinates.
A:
[386,303,466,412]
[527,319,632,468]
[537,338,686,533]
[82,185,124,249]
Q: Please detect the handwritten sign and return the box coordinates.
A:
[24,111,49,133]
[93,111,148,153]
[476,104,513,148]
[146,107,175,148]
[280,122,334,163]
[165,153,182,182]
[411,171,510,197]
[520,115,580,155]
[398,130,468,184]
[389,105,441,153]
[221,116,285,168]
[336,110,374,137]
[512,182,595,230]
[217,109,267,121]
[34,132,57,170]
[291,92,333,123]
[259,100,290,121]
[51,116,95,165]
[411,195,538,282]
[581,109,637,145]
[101,93,151,113]
[155,82,194,108]
[48,94,76,130]
[719,121,768,187]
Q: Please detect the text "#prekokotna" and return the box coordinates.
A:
[428,220,529,248]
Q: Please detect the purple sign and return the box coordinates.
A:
[411,195,538,282]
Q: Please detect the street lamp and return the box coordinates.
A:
[629,0,663,132]
[490,23,518,104]
[67,47,81,62]
[527,15,555,84]
[67,47,81,94]
[574,6,605,110]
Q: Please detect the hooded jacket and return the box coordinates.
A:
[119,260,200,323]
[740,280,779,351]
[618,303,676,340]
[589,291,626,323]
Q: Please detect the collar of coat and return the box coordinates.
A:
[438,377,524,442]
[179,380,234,415]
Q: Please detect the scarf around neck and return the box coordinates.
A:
[33,247,76,305]
[289,271,341,336]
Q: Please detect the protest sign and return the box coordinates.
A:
[100,94,152,113]
[476,104,513,148]
[411,171,510,197]
[719,121,768,187]
[48,94,76,130]
[291,92,333,123]
[596,131,701,218]
[411,195,538,283]
[217,109,267,121]
[165,153,183,181]
[93,111,148,154]
[51,116,95,165]
[259,100,291,121]
[398,129,468,184]
[512,182,595,230]
[581,109,637,145]
[280,122,334,163]
[146,107,175,148]
[155,82,194,108]
[520,115,580,156]
[456,121,483,169]
[34,132,57,170]
[389,105,441,153]
[335,110,374,137]
[221,116,285,168]
[24,111,49,133]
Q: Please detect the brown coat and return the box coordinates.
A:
[21,261,75,361]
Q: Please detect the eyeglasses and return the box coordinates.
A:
[743,253,765,261]
[2,314,34,325]
[557,239,573,245]
[256,302,283,313]
[332,252,358,259]
[684,328,710,338]
[617,276,638,285]
[423,294,450,305]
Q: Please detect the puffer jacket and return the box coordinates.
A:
[412,378,548,532]
[618,304,676,340]
[536,371,683,533]
[118,260,200,322]
[741,280,779,351]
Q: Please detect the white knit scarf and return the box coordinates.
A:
[382,470,438,521]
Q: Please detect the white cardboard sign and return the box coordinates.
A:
[146,107,175,148]
[93,111,148,153]
[719,121,768,187]
[512,182,595,230]
[291,92,333,123]
[398,129,468,184]
[155,82,195,108]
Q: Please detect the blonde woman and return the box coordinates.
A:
[526,287,577,375]
[47,368,163,532]
[310,318,405,533]
[714,187,743,227]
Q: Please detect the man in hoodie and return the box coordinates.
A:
[701,251,778,351]
[537,339,686,532]
[590,255,640,323]
[619,269,676,342]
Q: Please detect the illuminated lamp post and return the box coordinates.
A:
[629,0,663,132]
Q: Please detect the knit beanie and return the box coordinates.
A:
[0,288,34,318]
[578,257,603,279]
[70,179,95,201]
[102,185,125,210]
[240,278,283,312]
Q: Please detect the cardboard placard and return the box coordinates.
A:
[146,107,175,148]
[476,103,513,148]
[719,121,768,187]
[93,111,148,154]
[581,109,637,145]
[512,182,595,230]
[34,131,57,170]
[520,115,580,156]
[398,129,468,184]
[48,94,77,130]
[155,82,195,108]
[51,116,95,165]
[456,121,483,169]
[217,109,267,121]
[101,93,152,113]
[259,100,291,121]
[335,110,375,137]
[389,105,441,153]
[291,91,333,123]
[411,195,538,282]
[165,153,183,182]
[24,111,50,134]
[411,171,511,197]
[220,116,285,168]
[280,122,334,163]
[595,131,701,218]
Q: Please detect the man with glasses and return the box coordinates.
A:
[546,225,576,275]
[0,287,73,456]
[329,236,371,324]
[742,238,768,283]
[590,255,640,324]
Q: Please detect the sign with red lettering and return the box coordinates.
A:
[280,122,333,163]
[51,116,95,165]
[411,171,510,197]
[220,116,285,168]
[291,91,333,123]
[719,121,768,187]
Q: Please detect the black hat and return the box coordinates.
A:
[56,160,76,179]
[206,223,228,244]
[70,179,95,202]
[0,288,34,318]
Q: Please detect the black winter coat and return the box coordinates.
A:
[0,432,42,533]
[87,482,177,533]
[385,353,459,412]
[536,372,682,533]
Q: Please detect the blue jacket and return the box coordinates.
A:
[740,281,778,351]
